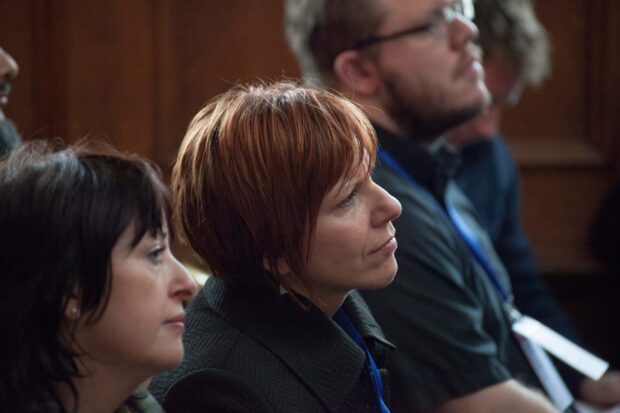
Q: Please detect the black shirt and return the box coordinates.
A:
[361,126,537,412]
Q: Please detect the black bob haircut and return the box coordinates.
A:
[0,140,171,411]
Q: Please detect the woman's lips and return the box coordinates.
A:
[165,313,186,330]
[370,236,398,254]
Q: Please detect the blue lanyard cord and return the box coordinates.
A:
[379,149,574,408]
[377,148,512,302]
[333,309,390,413]
[445,202,511,302]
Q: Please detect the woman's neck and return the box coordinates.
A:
[58,359,145,413]
[319,295,347,318]
[309,288,349,318]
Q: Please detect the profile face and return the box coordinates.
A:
[447,55,526,147]
[0,47,19,122]
[471,56,525,138]
[0,47,20,152]
[74,220,197,376]
[303,155,402,303]
[374,0,489,135]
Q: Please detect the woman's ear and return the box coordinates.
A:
[333,50,382,96]
[64,295,81,321]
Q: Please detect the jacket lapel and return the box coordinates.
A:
[202,277,392,411]
[344,290,395,351]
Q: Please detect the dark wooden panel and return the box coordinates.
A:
[520,168,611,273]
[50,0,157,155]
[153,0,299,165]
[503,0,586,142]
[1,0,618,275]
[500,0,620,273]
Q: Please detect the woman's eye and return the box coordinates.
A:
[422,9,446,35]
[339,191,358,208]
[423,19,440,35]
[148,245,165,263]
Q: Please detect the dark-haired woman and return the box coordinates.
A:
[150,81,402,412]
[0,141,197,412]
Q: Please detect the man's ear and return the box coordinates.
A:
[333,50,381,96]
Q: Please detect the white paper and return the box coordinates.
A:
[574,401,620,413]
[512,315,609,380]
[515,335,574,411]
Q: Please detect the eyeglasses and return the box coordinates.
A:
[351,0,475,50]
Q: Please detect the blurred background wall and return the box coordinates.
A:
[1,0,619,363]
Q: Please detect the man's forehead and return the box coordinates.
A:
[378,0,450,26]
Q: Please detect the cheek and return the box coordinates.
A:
[382,47,436,88]
[311,225,365,266]
[81,279,168,362]
[108,276,161,321]
[106,259,163,322]
[472,108,501,138]
[121,288,173,355]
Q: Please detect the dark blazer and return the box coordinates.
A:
[149,276,395,413]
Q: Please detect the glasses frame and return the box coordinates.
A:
[350,0,475,51]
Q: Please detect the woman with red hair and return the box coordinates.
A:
[151,81,402,412]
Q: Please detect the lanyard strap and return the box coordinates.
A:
[378,148,575,409]
[378,147,511,302]
[333,309,390,413]
[445,202,511,302]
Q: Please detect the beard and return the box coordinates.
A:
[383,73,485,144]
[0,117,22,158]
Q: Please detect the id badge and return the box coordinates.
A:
[574,400,620,413]
[512,315,609,380]
[513,332,574,412]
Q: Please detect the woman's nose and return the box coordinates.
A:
[171,258,199,303]
[372,182,402,226]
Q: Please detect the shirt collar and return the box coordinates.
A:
[374,124,461,200]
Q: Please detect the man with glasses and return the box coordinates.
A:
[286,0,561,411]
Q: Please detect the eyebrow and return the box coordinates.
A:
[341,177,364,199]
[158,229,170,241]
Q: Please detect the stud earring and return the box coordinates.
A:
[71,306,78,318]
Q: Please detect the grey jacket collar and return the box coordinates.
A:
[201,277,394,411]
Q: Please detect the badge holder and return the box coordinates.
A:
[507,304,610,412]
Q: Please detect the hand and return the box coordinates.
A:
[579,371,620,407]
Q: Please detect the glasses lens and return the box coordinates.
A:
[461,0,475,20]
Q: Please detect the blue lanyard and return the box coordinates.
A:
[379,149,575,409]
[333,308,390,413]
[378,148,512,303]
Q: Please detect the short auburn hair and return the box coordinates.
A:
[172,80,377,300]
